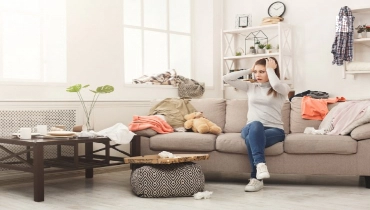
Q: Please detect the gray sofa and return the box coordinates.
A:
[135,97,370,188]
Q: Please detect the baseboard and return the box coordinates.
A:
[0,164,131,186]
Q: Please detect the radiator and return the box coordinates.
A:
[0,109,77,173]
[0,109,76,136]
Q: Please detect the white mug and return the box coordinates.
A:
[17,128,32,139]
[34,125,48,135]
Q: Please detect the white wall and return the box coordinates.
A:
[0,0,222,101]
[222,0,370,100]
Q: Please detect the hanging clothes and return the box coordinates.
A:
[331,6,354,66]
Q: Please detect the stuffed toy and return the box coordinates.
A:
[184,112,222,135]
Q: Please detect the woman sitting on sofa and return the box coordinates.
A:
[223,57,290,192]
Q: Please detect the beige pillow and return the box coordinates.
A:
[350,123,370,140]
[134,129,158,137]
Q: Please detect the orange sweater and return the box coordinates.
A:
[129,115,174,133]
[301,96,346,120]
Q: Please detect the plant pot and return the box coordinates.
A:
[249,49,256,54]
[257,49,265,54]
[362,32,367,38]
[367,32,370,38]
[357,32,363,39]
[265,49,272,54]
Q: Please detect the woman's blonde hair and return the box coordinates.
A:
[254,57,280,97]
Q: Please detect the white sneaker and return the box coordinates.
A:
[256,163,270,179]
[245,178,264,192]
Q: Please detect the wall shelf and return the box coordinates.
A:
[223,53,279,60]
[343,8,370,78]
[222,22,293,91]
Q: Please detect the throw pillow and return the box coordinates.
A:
[351,123,370,140]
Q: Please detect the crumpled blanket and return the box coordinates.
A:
[78,123,136,144]
[129,115,174,133]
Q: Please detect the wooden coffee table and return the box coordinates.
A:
[0,135,140,202]
[124,153,209,164]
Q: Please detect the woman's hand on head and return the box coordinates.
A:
[266,58,277,70]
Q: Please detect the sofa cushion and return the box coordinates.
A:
[351,123,370,140]
[284,133,357,154]
[134,128,158,137]
[290,97,338,133]
[190,98,226,131]
[224,100,248,133]
[224,99,290,134]
[150,132,216,152]
[215,133,284,155]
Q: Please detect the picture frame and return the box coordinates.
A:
[235,14,252,28]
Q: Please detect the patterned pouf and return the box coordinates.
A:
[130,162,205,198]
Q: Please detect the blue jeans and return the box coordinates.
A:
[241,121,285,179]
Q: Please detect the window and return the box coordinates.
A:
[123,0,191,84]
[0,0,67,83]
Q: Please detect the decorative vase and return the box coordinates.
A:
[358,32,363,39]
[83,109,94,131]
[257,49,265,54]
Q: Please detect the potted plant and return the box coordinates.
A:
[356,24,367,39]
[249,46,256,54]
[265,44,272,54]
[367,25,370,38]
[257,43,266,54]
[66,84,114,131]
[235,47,244,56]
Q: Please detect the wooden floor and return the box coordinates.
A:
[0,166,369,210]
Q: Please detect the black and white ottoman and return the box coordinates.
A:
[130,162,205,198]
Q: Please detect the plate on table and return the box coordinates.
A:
[47,131,76,136]
[12,133,41,137]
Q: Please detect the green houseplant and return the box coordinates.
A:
[265,44,272,53]
[249,46,256,54]
[66,84,114,131]
[257,43,266,54]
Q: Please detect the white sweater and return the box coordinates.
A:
[223,68,290,130]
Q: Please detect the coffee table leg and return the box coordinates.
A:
[85,142,93,178]
[33,144,44,202]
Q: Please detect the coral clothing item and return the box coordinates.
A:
[301,96,346,120]
[129,115,174,133]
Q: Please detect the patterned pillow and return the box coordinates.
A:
[130,162,205,198]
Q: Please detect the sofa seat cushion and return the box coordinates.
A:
[284,133,357,154]
[150,132,216,152]
[215,133,284,155]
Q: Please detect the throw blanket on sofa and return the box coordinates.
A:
[324,101,370,135]
[129,115,174,133]
[301,96,346,120]
[149,98,197,128]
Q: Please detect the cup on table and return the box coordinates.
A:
[17,128,32,139]
[34,125,48,135]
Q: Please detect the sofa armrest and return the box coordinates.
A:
[134,128,158,138]
[351,123,370,141]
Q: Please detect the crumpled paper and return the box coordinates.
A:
[193,191,213,200]
[158,151,175,158]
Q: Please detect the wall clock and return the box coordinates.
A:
[268,1,286,17]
